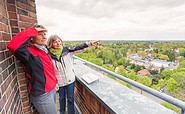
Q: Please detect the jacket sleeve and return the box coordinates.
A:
[7,27,38,54]
[68,43,89,54]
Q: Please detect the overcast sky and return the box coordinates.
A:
[35,0,185,41]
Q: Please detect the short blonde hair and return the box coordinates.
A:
[47,34,63,49]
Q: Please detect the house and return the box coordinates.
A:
[137,69,151,76]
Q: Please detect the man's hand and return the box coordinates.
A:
[35,27,48,32]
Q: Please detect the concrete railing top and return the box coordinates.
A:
[73,57,177,114]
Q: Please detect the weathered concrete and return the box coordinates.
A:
[73,59,176,114]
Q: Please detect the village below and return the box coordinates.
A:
[64,40,185,113]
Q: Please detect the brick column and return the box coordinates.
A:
[0,0,38,114]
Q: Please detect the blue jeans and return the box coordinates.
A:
[30,89,57,114]
[58,82,75,114]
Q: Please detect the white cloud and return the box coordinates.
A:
[35,0,185,41]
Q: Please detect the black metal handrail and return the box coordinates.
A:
[73,56,185,114]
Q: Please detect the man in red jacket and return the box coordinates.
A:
[7,25,58,114]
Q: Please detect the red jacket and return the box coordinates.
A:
[7,27,58,96]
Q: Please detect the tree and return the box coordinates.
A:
[134,65,144,72]
[137,51,147,57]
[117,68,127,78]
[158,79,166,87]
[136,76,152,87]
[89,58,103,66]
[116,53,122,60]
[102,49,114,64]
[117,58,123,65]
[113,62,118,67]
[151,52,158,58]
[102,65,115,72]
[167,50,176,61]
[122,58,130,68]
[160,66,165,73]
[96,50,103,58]
[178,60,185,68]
[166,78,178,92]
[179,48,185,57]
[171,70,185,101]
[172,72,185,90]
[127,70,138,80]
[159,54,169,61]
[120,48,127,57]
[160,70,173,80]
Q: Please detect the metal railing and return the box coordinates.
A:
[73,56,185,114]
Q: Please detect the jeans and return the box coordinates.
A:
[30,89,57,114]
[58,82,75,114]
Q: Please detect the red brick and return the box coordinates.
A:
[17,0,27,3]
[23,107,31,113]
[2,70,8,81]
[0,33,2,41]
[8,12,17,19]
[29,12,36,18]
[11,27,19,33]
[5,72,12,86]
[16,101,23,114]
[0,23,3,31]
[27,6,36,13]
[2,33,11,41]
[22,96,29,102]
[10,20,18,26]
[6,86,11,99]
[0,110,5,114]
[20,85,27,91]
[7,0,15,4]
[19,15,37,23]
[12,78,18,89]
[0,16,8,25]
[23,101,29,107]
[18,67,24,73]
[0,52,5,61]
[0,95,6,112]
[5,90,14,111]
[0,5,7,17]
[17,74,25,80]
[7,4,16,12]
[2,24,9,32]
[18,21,30,28]
[17,1,35,12]
[0,42,6,51]
[19,78,27,85]
[18,8,28,16]
[0,0,5,7]
[28,0,36,7]
[16,61,23,67]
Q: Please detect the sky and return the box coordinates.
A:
[35,0,185,41]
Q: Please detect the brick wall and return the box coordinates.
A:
[75,80,111,114]
[0,0,37,114]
